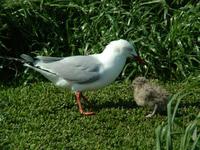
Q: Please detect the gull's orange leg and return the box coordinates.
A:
[75,92,84,114]
[75,92,95,116]
[80,92,94,112]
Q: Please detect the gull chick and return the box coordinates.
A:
[132,77,169,117]
[20,39,144,116]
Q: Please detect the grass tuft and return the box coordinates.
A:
[156,75,200,150]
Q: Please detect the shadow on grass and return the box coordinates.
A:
[175,100,200,117]
[94,98,138,111]
[179,100,200,108]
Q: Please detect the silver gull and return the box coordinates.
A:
[21,39,144,115]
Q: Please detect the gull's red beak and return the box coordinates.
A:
[134,55,145,64]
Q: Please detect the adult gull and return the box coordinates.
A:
[21,39,144,115]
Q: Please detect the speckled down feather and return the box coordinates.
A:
[132,77,169,115]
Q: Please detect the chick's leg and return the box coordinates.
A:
[146,104,158,118]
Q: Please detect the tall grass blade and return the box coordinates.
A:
[191,132,200,150]
[180,114,200,150]
[167,96,173,150]
[171,92,190,123]
[156,125,162,150]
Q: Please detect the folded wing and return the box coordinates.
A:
[34,55,102,84]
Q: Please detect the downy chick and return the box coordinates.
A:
[132,77,169,117]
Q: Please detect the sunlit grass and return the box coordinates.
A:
[0,78,199,149]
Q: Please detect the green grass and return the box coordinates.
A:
[156,75,200,150]
[1,79,199,149]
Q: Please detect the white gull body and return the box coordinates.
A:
[21,39,139,92]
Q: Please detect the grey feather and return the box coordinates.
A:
[36,56,63,63]
[24,63,59,84]
[20,54,34,63]
[36,55,102,84]
[20,54,64,63]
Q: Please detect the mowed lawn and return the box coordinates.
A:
[0,81,199,149]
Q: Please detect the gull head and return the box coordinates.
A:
[104,39,144,64]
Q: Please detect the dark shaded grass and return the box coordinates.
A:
[0,0,199,83]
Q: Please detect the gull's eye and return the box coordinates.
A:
[127,47,132,52]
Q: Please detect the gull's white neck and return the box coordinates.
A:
[94,47,127,83]
[100,50,126,66]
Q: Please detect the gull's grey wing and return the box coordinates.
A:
[20,54,63,63]
[36,56,63,63]
[38,56,102,84]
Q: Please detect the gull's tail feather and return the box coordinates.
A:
[21,54,63,64]
[20,54,34,63]
[23,63,59,85]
